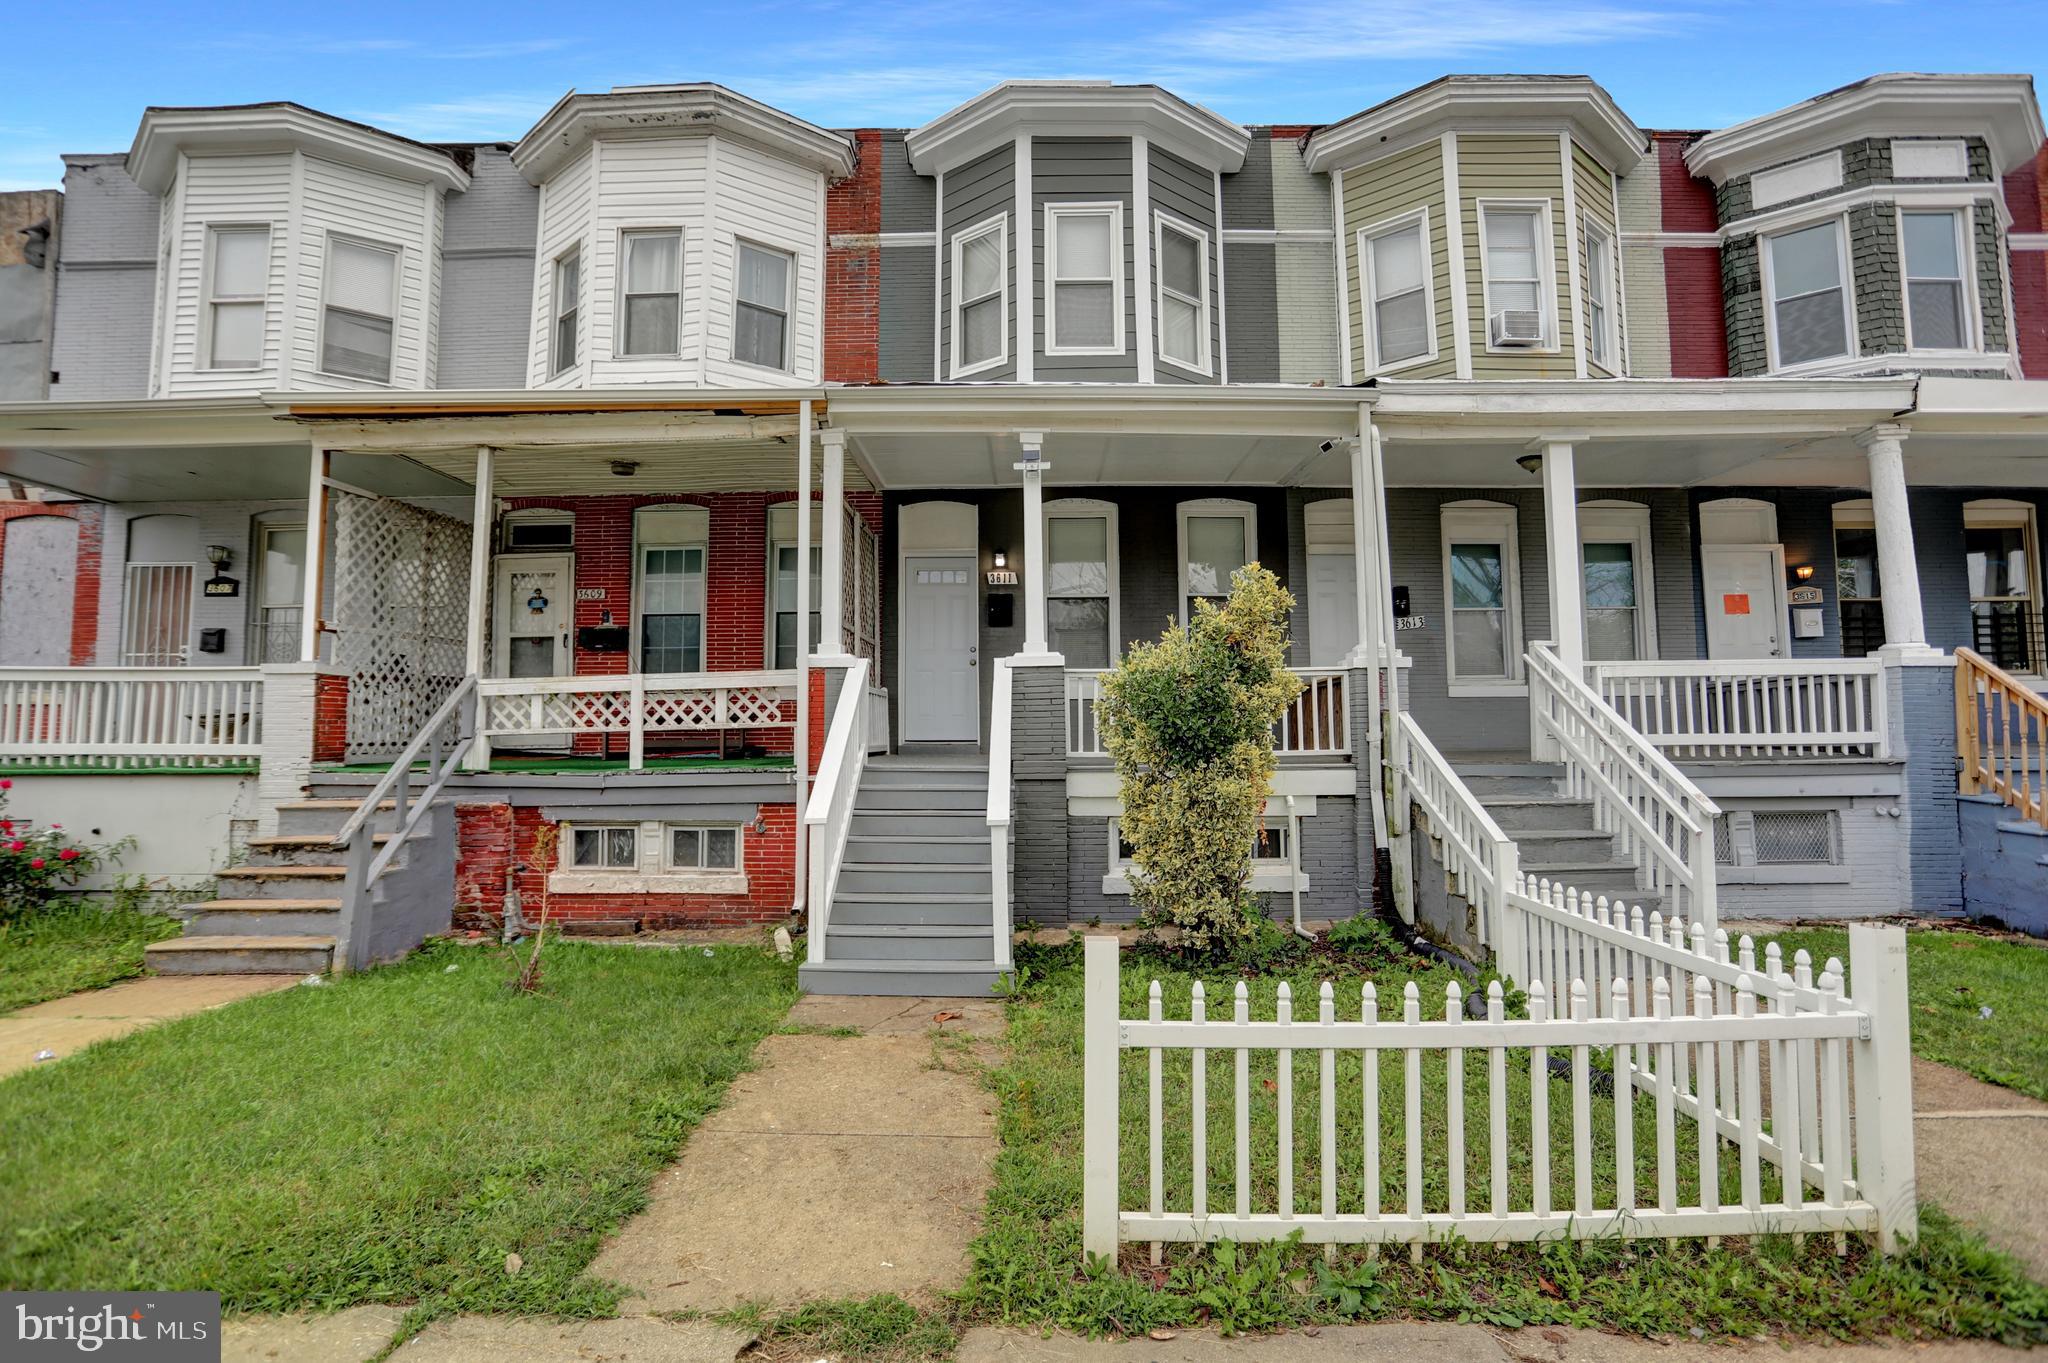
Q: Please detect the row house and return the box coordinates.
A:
[0,71,2042,992]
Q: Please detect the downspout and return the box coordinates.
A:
[1286,794,1311,940]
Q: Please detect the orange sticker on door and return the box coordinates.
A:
[1722,593,1751,615]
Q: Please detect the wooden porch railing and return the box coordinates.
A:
[1956,646,2048,827]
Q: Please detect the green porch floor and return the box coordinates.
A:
[316,753,794,775]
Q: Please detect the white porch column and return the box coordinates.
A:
[464,445,495,771]
[1537,437,1586,673]
[1016,430,1054,659]
[794,401,813,915]
[1859,424,1932,654]
[1345,409,1383,670]
[818,428,849,661]
[299,442,331,663]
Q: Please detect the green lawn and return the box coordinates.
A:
[1762,926,2048,1101]
[0,939,796,1317]
[958,932,2048,1344]
[0,901,183,1013]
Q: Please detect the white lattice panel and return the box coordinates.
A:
[331,492,471,761]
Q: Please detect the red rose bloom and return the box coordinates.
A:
[1,778,14,788]
[58,848,79,862]
[29,858,44,869]
[6,841,21,853]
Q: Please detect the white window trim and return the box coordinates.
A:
[1583,220,1621,375]
[766,502,823,669]
[1476,199,1559,354]
[200,224,270,373]
[666,822,744,873]
[1760,215,1857,374]
[1044,201,1126,357]
[1175,497,1257,621]
[1897,205,1981,356]
[551,819,748,896]
[550,246,581,378]
[1152,212,1212,376]
[1441,500,1525,695]
[1831,499,1883,648]
[1963,501,2045,647]
[1579,500,1659,663]
[948,213,1009,378]
[731,237,797,375]
[501,507,574,552]
[1044,497,1121,665]
[314,232,401,386]
[1103,817,1304,895]
[633,505,709,678]
[1355,206,1438,376]
[615,227,685,360]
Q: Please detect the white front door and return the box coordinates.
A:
[1306,551,1358,667]
[1702,545,1786,659]
[902,554,978,741]
[493,553,575,680]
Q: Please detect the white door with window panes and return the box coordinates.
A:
[1303,499,1359,667]
[493,553,573,680]
[1441,502,1522,691]
[635,506,707,674]
[902,555,978,742]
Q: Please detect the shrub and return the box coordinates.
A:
[0,780,116,922]
[1097,565,1301,954]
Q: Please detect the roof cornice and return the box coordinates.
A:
[127,104,470,194]
[511,84,856,184]
[904,82,1249,176]
[1685,73,2047,184]
[1303,76,1646,175]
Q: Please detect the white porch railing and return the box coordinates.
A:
[1389,710,1517,946]
[988,660,1016,972]
[804,660,871,967]
[1080,924,1916,1258]
[1065,667,1350,758]
[478,669,798,768]
[1590,658,1889,760]
[0,667,264,768]
[866,684,891,755]
[1528,643,1720,931]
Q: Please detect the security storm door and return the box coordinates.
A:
[1307,554,1358,667]
[493,553,574,681]
[902,554,978,742]
[1702,545,1786,660]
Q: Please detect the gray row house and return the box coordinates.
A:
[0,72,2043,992]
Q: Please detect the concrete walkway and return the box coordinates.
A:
[0,973,297,1078]
[1912,1056,2048,1280]
[586,993,1004,1313]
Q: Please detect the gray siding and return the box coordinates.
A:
[50,156,158,399]
[1033,137,1136,381]
[879,238,936,381]
[437,146,536,390]
[1894,662,1963,915]
[1148,147,1220,384]
[1012,663,1068,919]
[938,145,1016,381]
[1221,132,1276,231]
[1848,202,1905,357]
[879,133,933,233]
[1225,242,1279,382]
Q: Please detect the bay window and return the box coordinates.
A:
[1765,219,1851,368]
[320,237,398,382]
[205,226,269,370]
[734,241,793,371]
[551,247,581,375]
[951,215,1007,375]
[1903,209,1970,351]
[1155,216,1209,373]
[1046,203,1122,353]
[1585,221,1617,371]
[1479,204,1549,346]
[1362,212,1433,370]
[620,229,682,357]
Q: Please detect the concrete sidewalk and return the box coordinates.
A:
[1911,1056,2048,1280]
[0,973,297,1078]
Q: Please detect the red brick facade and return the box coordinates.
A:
[2008,146,2047,380]
[1649,133,1729,379]
[452,799,796,930]
[824,130,882,384]
[312,673,349,762]
[0,501,102,665]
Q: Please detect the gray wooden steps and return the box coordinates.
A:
[1450,760,1665,913]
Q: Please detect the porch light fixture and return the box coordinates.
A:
[992,548,1008,568]
[206,544,232,567]
[1515,453,1543,476]
[610,459,640,478]
[1793,564,1816,582]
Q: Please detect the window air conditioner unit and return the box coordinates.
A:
[1489,309,1545,347]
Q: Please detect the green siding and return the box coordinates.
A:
[1460,134,1576,379]
[1340,140,1453,379]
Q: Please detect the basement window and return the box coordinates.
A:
[1714,808,1843,876]
[669,825,741,872]
[567,824,638,870]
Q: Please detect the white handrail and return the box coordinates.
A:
[1528,642,1720,930]
[803,659,870,967]
[988,659,1015,971]
[1590,657,1888,760]
[1390,710,1518,945]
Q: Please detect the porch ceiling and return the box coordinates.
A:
[847,429,1348,489]
[393,438,874,496]
[0,442,470,503]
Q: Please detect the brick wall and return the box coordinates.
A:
[452,799,797,930]
[0,501,103,663]
[825,130,882,383]
[1657,134,1717,233]
[1649,134,1726,378]
[312,673,348,763]
[2010,147,2048,379]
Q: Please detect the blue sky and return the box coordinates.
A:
[4,0,2045,190]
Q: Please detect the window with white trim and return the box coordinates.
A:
[734,241,793,371]
[1832,501,1885,658]
[1584,220,1617,371]
[502,508,573,551]
[1155,215,1209,372]
[768,503,822,669]
[1580,502,1655,663]
[320,237,398,382]
[1111,819,1290,870]
[1902,209,1971,351]
[204,226,269,370]
[1045,498,1119,669]
[669,824,741,872]
[1441,502,1522,689]
[1360,210,1434,371]
[550,247,581,375]
[619,229,682,357]
[951,215,1007,375]
[567,824,638,870]
[1177,499,1255,623]
[1764,219,1852,368]
[1478,204,1550,347]
[635,506,706,674]
[1965,500,2042,674]
[1046,203,1122,353]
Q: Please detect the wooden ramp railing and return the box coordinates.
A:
[1956,646,2048,827]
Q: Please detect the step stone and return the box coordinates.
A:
[146,935,334,975]
[185,899,342,937]
[797,959,1009,997]
[855,786,987,811]
[824,924,994,961]
[829,899,997,928]
[1482,798,1597,832]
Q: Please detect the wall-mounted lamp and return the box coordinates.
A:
[1515,453,1544,476]
[1792,564,1816,582]
[609,459,640,478]
[206,544,232,568]
[992,547,1008,569]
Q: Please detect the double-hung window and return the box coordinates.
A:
[1155,216,1209,372]
[205,226,269,370]
[1362,212,1432,370]
[620,229,682,357]
[768,503,821,669]
[734,241,793,371]
[1479,205,1548,345]
[1584,221,1617,371]
[635,506,706,675]
[1903,210,1970,351]
[320,238,398,382]
[951,216,1007,375]
[1045,499,1118,669]
[1178,500,1254,623]
[1765,220,1851,368]
[1442,502,1522,689]
[1047,204,1122,353]
[551,248,581,375]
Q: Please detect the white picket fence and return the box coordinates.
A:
[1080,923,1915,1260]
[0,667,265,768]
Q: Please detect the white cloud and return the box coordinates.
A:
[1166,0,1681,62]
[349,93,562,142]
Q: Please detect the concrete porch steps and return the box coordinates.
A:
[1449,760,1665,913]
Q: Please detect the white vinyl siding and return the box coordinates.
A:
[588,137,708,382]
[950,214,1008,376]
[1764,218,1854,370]
[707,137,821,384]
[1046,202,1124,354]
[733,241,793,372]
[292,156,439,390]
[528,146,594,386]
[551,248,581,376]
[162,153,290,394]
